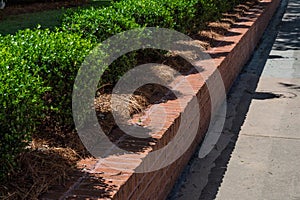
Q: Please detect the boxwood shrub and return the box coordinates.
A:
[9,28,93,122]
[199,0,247,23]
[0,35,48,180]
[1,0,251,181]
[153,0,200,33]
[113,0,174,28]
[0,28,93,180]
[62,6,140,42]
[62,0,200,37]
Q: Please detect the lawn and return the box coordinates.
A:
[0,0,111,35]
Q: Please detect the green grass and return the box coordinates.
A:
[0,10,65,35]
[0,0,111,35]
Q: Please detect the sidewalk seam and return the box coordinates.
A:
[242,134,300,140]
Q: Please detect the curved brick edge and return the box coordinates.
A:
[41,0,280,199]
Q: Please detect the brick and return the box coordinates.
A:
[42,1,281,199]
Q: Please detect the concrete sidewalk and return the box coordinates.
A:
[216,0,300,199]
[168,0,300,199]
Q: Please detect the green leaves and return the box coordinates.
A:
[0,27,93,181]
[113,0,174,28]
[0,0,248,181]
[62,6,139,42]
[62,0,200,36]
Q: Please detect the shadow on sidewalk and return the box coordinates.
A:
[167,0,290,199]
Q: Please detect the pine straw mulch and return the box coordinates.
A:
[0,0,260,199]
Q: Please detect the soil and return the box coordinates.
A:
[0,1,258,199]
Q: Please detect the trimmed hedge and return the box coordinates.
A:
[62,0,244,37]
[113,0,174,28]
[62,0,201,38]
[62,6,140,42]
[0,28,93,180]
[156,0,200,32]
[1,0,248,181]
[0,40,47,180]
[199,0,232,22]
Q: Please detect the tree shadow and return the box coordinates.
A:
[95,85,184,154]
[272,3,300,50]
[252,91,283,100]
[209,52,229,59]
[41,169,118,199]
[0,148,117,200]
[168,0,290,199]
[279,82,300,90]
[192,34,235,49]
[199,1,291,199]
[189,2,264,49]
[231,23,251,28]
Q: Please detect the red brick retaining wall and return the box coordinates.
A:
[42,0,280,199]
